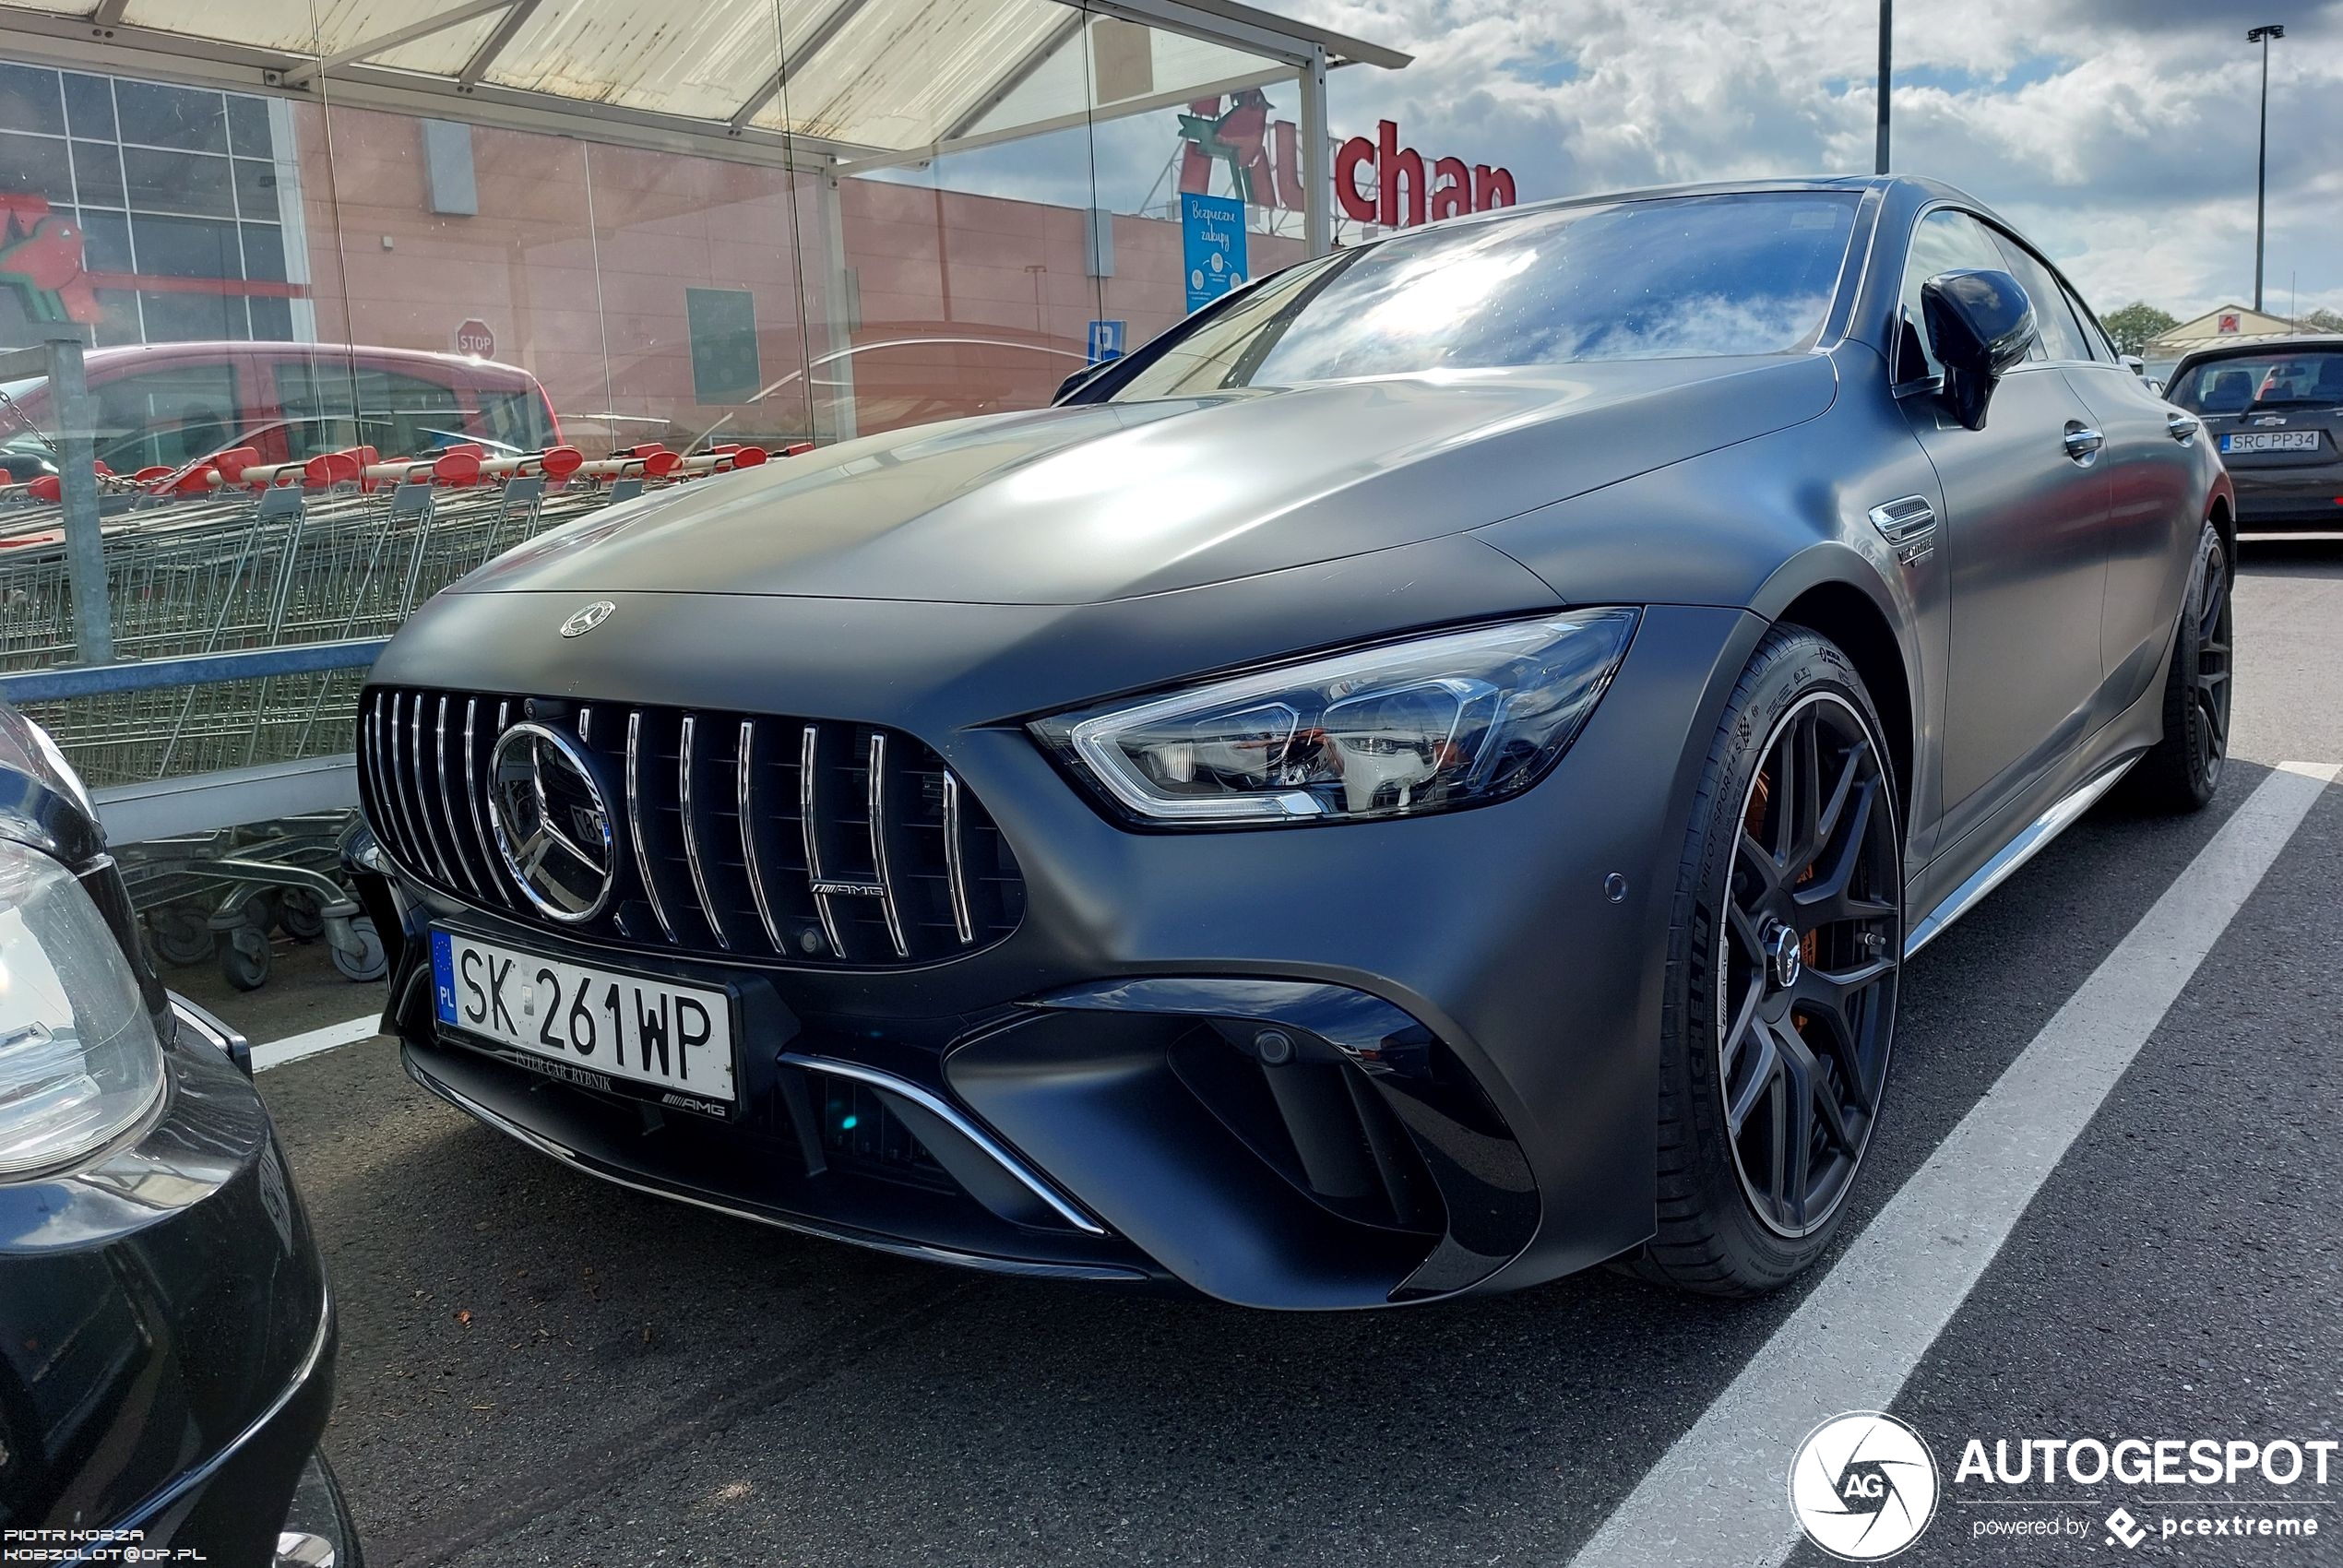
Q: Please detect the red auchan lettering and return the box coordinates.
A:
[1336,120,1516,228]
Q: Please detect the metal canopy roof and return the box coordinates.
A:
[0,0,1407,164]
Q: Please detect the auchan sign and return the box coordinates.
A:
[1337,121,1516,227]
[1176,96,1515,232]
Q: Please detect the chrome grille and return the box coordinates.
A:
[359,687,1025,967]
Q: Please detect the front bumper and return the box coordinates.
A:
[0,997,345,1563]
[363,592,1764,1309]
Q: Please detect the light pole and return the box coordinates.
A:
[1875,0,1893,175]
[2248,23,2284,314]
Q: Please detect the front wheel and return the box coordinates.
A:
[1621,626,1904,1296]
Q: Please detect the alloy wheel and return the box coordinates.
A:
[2193,538,2232,790]
[1719,691,1902,1238]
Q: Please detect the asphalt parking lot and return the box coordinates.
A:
[190,538,2343,1567]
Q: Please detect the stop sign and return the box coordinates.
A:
[454,318,495,358]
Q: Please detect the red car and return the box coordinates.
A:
[1,339,560,479]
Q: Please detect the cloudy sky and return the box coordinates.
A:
[1265,0,2341,319]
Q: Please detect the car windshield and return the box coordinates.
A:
[0,374,50,445]
[2168,350,2343,414]
[1106,191,1861,400]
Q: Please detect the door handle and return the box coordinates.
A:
[2063,422,2104,463]
[2166,411,2200,445]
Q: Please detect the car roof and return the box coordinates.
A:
[75,339,544,389]
[1427,172,2004,235]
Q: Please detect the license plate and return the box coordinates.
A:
[430,929,736,1110]
[2221,431,2320,454]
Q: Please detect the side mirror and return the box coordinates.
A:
[1921,268,2036,430]
[2121,353,2147,378]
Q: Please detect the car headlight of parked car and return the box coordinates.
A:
[0,834,166,1174]
[1034,608,1638,826]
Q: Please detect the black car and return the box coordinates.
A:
[351,175,2230,1309]
[0,705,358,1563]
[2164,334,2343,530]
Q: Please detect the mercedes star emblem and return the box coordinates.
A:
[487,721,615,921]
[1765,921,1804,991]
[559,600,616,637]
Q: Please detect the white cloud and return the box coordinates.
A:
[1265,0,2343,317]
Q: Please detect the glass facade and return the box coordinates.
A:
[0,4,1378,456]
[0,62,300,347]
[0,1,1422,796]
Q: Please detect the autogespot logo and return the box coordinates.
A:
[1790,1412,1942,1561]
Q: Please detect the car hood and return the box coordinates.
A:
[460,353,1838,606]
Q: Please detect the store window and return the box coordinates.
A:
[0,62,296,350]
[685,288,762,405]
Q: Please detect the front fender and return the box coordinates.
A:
[1471,349,1948,862]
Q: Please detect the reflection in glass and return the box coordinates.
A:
[1108,193,1863,398]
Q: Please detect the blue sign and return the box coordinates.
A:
[1181,193,1249,313]
[1087,319,1126,363]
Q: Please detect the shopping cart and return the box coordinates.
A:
[2,437,778,989]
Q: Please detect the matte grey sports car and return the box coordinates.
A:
[351,175,2231,1308]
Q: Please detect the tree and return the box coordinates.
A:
[2299,306,2343,334]
[2100,302,2179,357]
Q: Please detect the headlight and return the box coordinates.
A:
[0,837,164,1174]
[1033,609,1637,826]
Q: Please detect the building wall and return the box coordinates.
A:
[290,101,1300,454]
[6,62,1314,457]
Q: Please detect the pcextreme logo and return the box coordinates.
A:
[1789,1411,1942,1561]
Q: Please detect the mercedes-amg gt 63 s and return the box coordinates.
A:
[351,175,2231,1309]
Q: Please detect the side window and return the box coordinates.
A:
[2063,285,2116,362]
[352,367,473,456]
[276,358,361,460]
[1897,209,2008,380]
[91,363,237,470]
[477,387,553,451]
[277,360,471,458]
[1988,234,2089,362]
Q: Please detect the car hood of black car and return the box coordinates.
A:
[458,353,1838,606]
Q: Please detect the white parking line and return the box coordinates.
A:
[1567,761,2340,1568]
[251,1012,384,1072]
